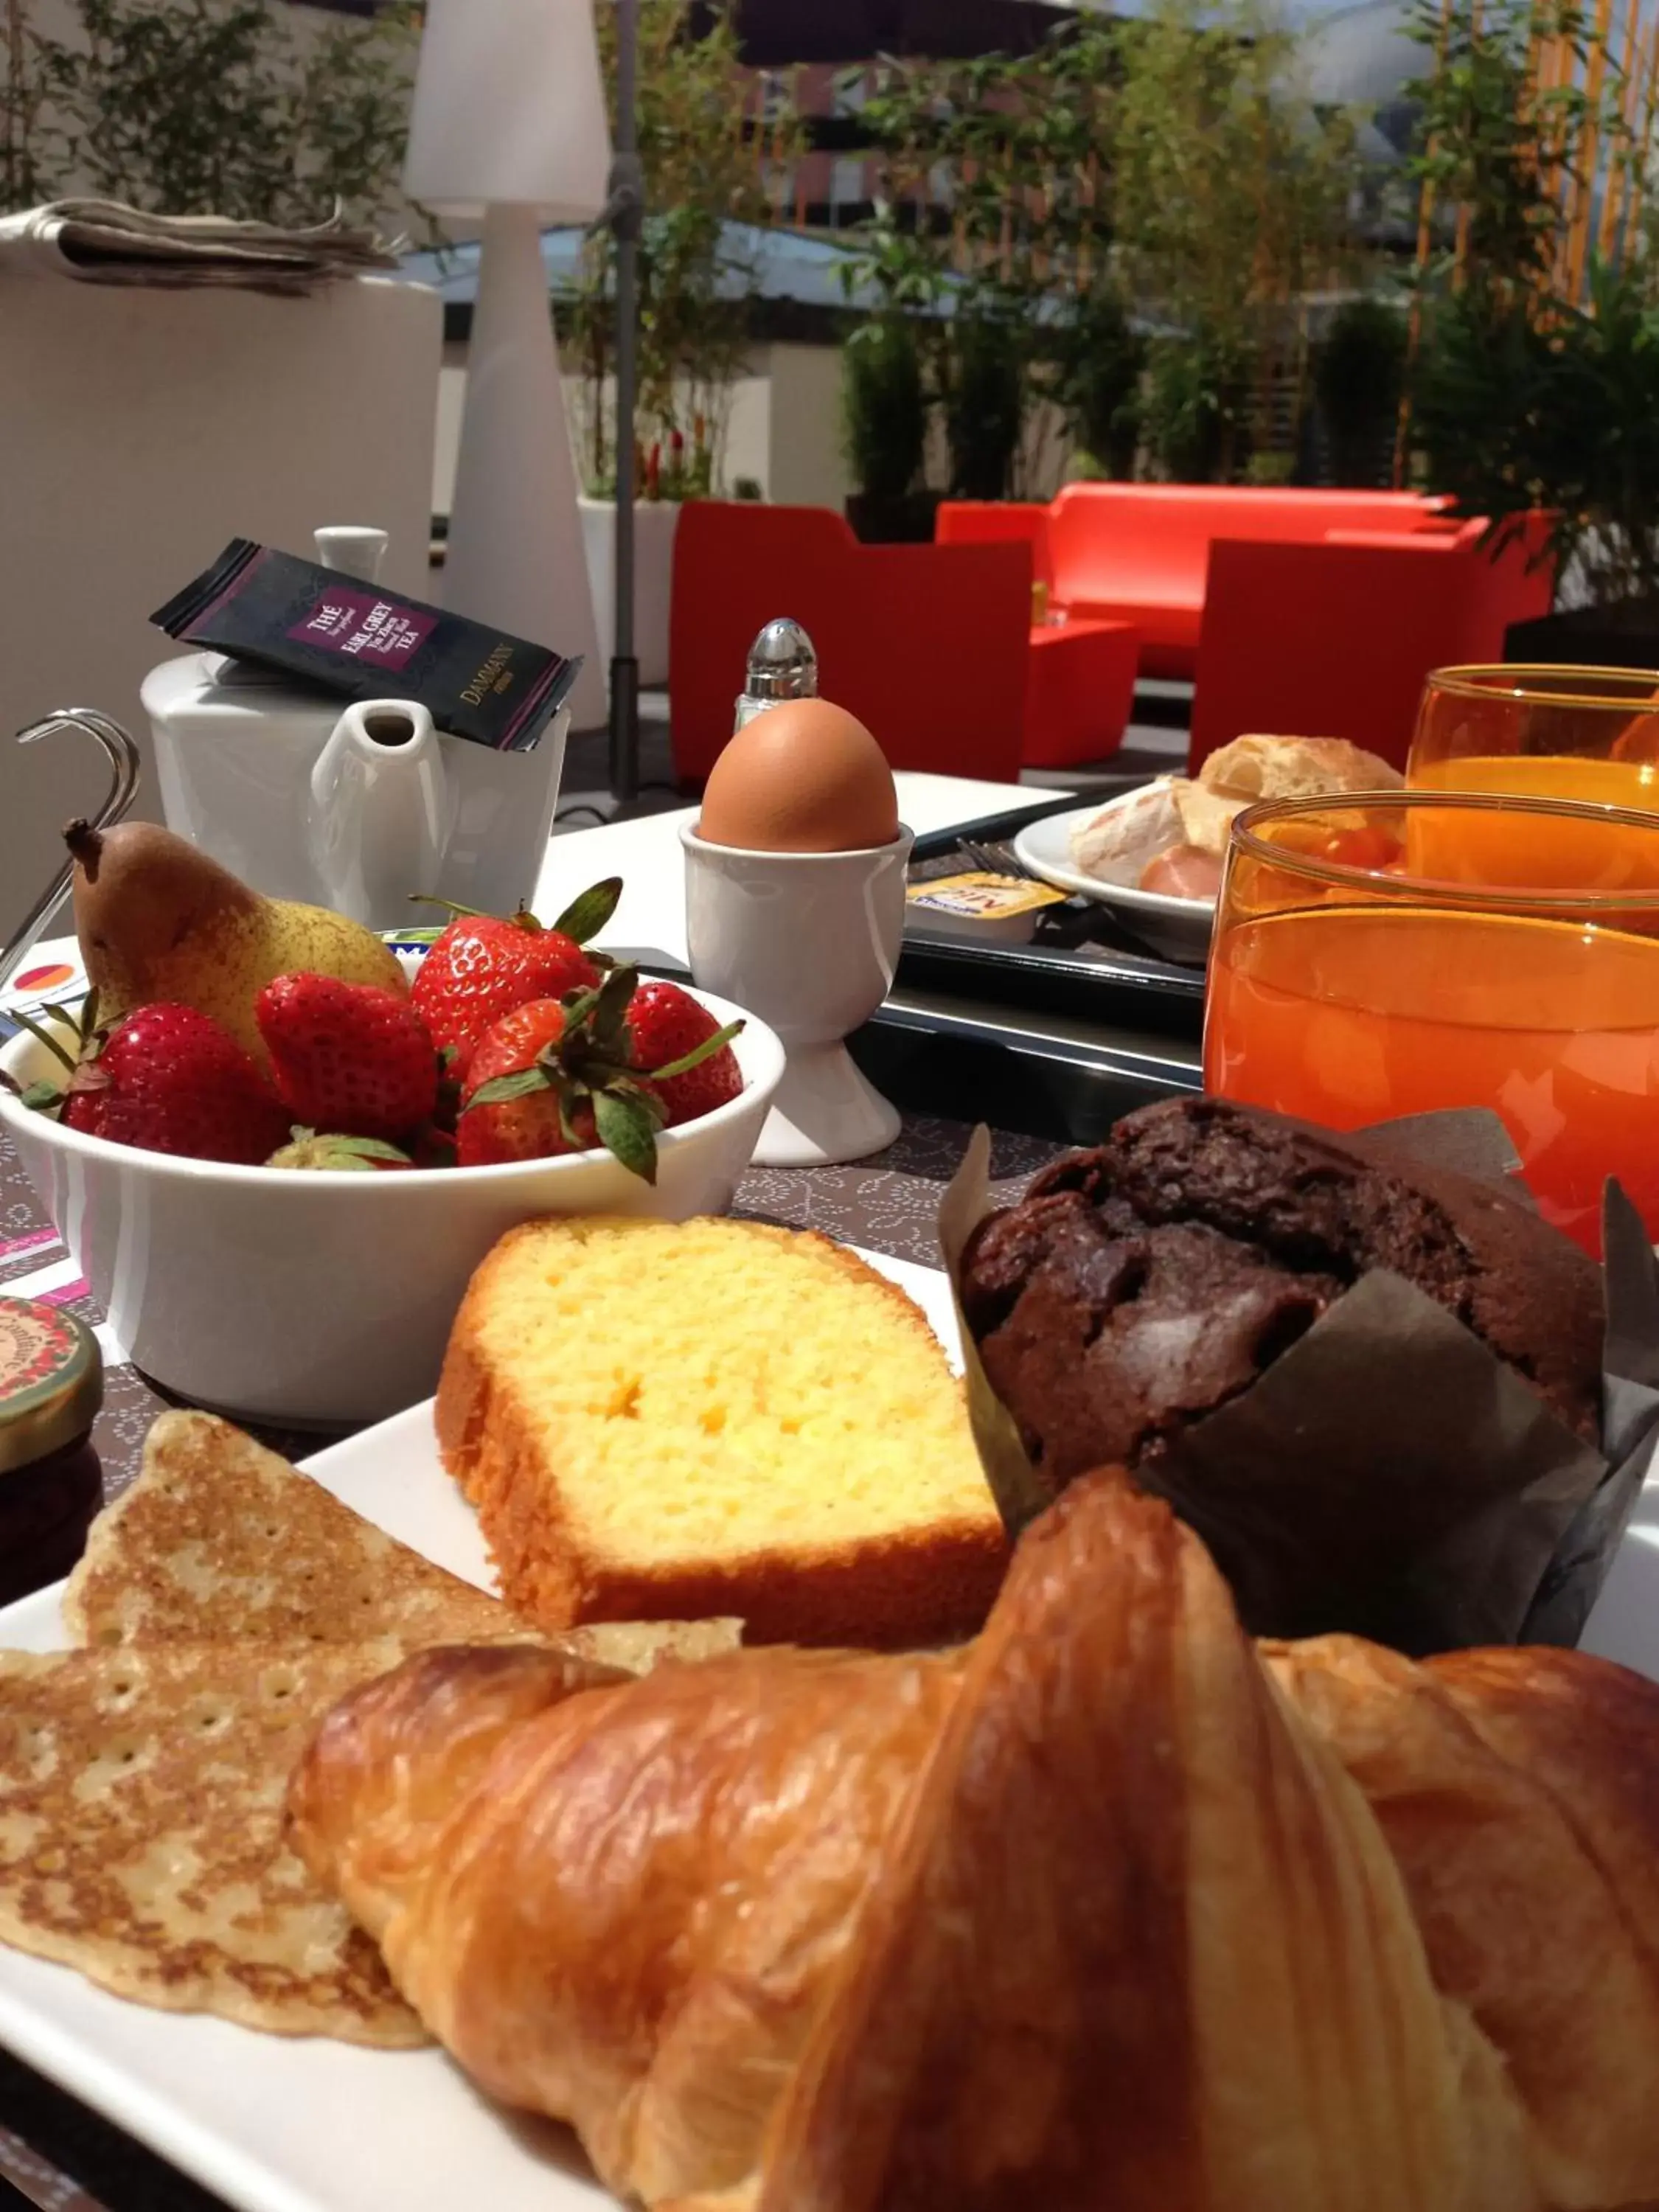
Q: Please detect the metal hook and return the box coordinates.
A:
[1,710,142,995]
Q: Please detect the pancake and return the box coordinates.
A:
[64,1411,744,1668]
[63,1411,517,1649]
[0,1640,426,2042]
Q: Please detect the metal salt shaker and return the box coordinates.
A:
[734,618,818,732]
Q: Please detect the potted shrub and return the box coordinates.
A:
[5,0,418,225]
[1055,290,1145,481]
[841,316,936,543]
[1397,0,1659,659]
[1315,297,1408,489]
[1414,265,1659,665]
[567,2,801,682]
[1142,330,1248,484]
[943,315,1026,501]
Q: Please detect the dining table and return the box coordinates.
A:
[0,768,1086,2212]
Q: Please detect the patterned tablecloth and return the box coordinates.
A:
[0,1110,1063,2211]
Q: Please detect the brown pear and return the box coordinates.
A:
[65,819,407,1063]
[69,819,258,1015]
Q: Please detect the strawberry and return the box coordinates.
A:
[265,1129,414,1172]
[255,974,438,1141]
[408,879,619,1080]
[58,1004,291,1164]
[456,965,740,1180]
[456,1000,595,1166]
[626,980,745,1127]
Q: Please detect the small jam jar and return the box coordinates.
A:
[0,1298,104,1606]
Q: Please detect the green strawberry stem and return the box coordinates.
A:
[408,894,493,922]
[466,1067,549,1108]
[406,878,622,949]
[644,1018,745,1082]
[305,1132,411,1163]
[459,960,688,1186]
[0,1068,65,1117]
[594,1087,661,1183]
[551,877,623,946]
[268,1127,415,1171]
[8,1004,80,1074]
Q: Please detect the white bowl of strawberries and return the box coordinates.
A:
[0,886,784,1425]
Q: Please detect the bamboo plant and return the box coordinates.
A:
[1402,0,1659,607]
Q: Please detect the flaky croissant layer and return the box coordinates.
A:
[291,1471,1659,2212]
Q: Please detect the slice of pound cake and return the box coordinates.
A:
[436,1217,1008,1647]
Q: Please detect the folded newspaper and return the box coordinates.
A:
[0,200,403,293]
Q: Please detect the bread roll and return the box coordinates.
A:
[1171,779,1248,856]
[1071,738,1400,894]
[1200,734,1402,801]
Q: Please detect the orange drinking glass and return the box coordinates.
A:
[1410,664,1659,806]
[1204,789,1659,1256]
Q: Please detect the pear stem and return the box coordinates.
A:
[63,818,103,875]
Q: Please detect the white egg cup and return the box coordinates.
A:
[681,823,914,1168]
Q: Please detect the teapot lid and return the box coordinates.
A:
[140,647,336,724]
[313,526,387,582]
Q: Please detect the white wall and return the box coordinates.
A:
[0,274,442,946]
[765,342,853,508]
[431,338,858,520]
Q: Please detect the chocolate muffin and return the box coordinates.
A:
[960,1096,1604,1496]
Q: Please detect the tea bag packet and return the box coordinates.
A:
[940,1107,1659,1657]
[152,539,582,754]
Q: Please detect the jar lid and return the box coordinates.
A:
[734,616,819,730]
[0,1298,102,1475]
[744,616,817,700]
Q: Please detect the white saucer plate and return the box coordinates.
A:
[1013,796,1215,963]
[0,1249,956,2212]
[0,1243,1655,2212]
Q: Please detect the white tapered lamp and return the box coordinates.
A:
[403,0,610,734]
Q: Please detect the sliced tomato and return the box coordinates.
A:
[1320,825,1401,871]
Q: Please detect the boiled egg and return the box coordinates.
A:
[698,698,900,853]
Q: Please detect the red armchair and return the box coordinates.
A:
[1187,515,1557,776]
[939,484,1451,680]
[667,502,1034,782]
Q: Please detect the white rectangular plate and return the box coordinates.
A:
[1,1245,1655,2212]
[0,1248,961,2212]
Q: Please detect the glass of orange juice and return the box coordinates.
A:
[1204,788,1659,1256]
[1411,664,1659,810]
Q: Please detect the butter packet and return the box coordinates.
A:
[150,538,581,754]
[906,872,1068,942]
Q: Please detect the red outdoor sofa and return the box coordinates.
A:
[936,484,1455,681]
[668,493,1557,783]
[667,502,1135,781]
[1186,513,1557,774]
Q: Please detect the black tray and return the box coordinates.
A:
[900,796,1208,1040]
[620,947,1201,1149]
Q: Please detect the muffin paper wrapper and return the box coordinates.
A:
[939,1110,1659,1657]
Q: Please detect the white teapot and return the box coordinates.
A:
[142,526,569,931]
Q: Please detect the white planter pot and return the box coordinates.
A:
[580,496,681,689]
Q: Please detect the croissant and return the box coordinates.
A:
[1266,1635,1659,2212]
[290,1637,963,2205]
[291,1471,1659,2212]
